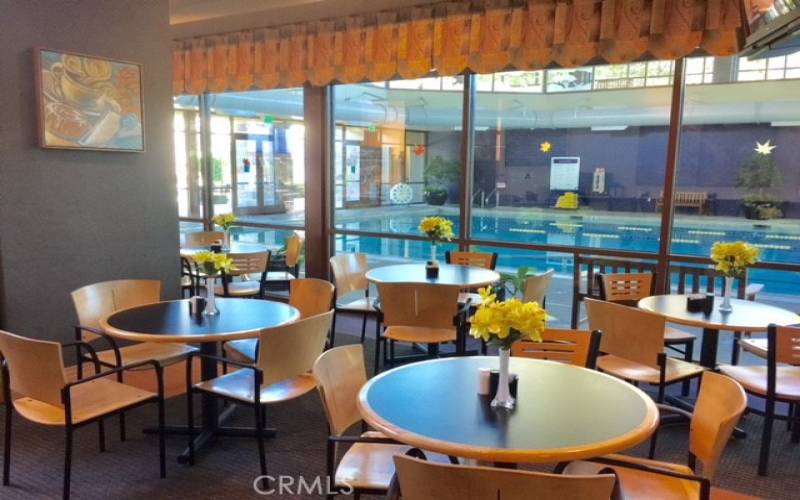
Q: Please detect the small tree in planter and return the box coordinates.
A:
[424,156,460,205]
[736,140,784,220]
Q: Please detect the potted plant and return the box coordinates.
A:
[424,156,460,205]
[192,251,236,315]
[737,141,784,220]
[470,288,546,410]
[497,266,536,300]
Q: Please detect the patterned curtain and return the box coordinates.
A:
[173,0,746,94]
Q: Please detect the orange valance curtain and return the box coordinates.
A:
[172,0,746,94]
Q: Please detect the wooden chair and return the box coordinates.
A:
[444,251,497,269]
[215,250,271,298]
[313,345,453,498]
[181,256,197,297]
[598,272,696,395]
[512,328,602,368]
[263,233,303,293]
[571,255,658,328]
[0,329,166,500]
[561,372,747,499]
[584,298,704,403]
[375,283,465,374]
[719,324,800,475]
[329,253,379,347]
[184,230,224,247]
[444,251,497,306]
[391,454,617,500]
[186,310,334,478]
[224,278,335,363]
[523,269,555,305]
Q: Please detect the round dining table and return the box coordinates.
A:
[638,295,799,368]
[358,357,659,464]
[365,263,500,288]
[100,298,299,463]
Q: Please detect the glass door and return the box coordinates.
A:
[233,133,278,214]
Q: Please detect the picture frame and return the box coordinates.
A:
[34,47,145,152]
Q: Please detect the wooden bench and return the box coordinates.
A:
[656,191,708,214]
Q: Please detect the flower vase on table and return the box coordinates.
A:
[192,251,236,316]
[419,216,454,265]
[710,241,760,314]
[470,288,547,411]
[213,213,238,251]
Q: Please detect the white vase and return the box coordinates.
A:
[204,282,219,316]
[223,228,231,250]
[719,276,733,313]
[430,242,438,263]
[491,348,515,410]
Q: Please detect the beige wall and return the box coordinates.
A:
[0,0,180,342]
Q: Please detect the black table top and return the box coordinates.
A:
[358,357,658,463]
[365,263,500,287]
[101,298,300,343]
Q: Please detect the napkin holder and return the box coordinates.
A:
[426,260,439,279]
[210,242,223,253]
[189,296,206,315]
[686,293,714,314]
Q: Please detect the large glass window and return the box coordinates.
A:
[671,52,800,306]
[470,64,672,253]
[332,81,463,239]
[173,96,203,219]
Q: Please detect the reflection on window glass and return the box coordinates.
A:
[332,81,463,236]
[471,64,671,251]
[672,53,800,308]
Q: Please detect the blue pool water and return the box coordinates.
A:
[335,211,800,297]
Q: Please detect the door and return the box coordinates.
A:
[232,133,279,214]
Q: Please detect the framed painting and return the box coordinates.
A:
[35,48,145,152]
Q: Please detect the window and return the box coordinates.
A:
[173,96,203,219]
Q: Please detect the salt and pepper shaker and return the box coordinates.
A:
[478,367,491,395]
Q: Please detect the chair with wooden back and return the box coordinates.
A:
[188,310,334,477]
[572,255,658,328]
[391,454,617,500]
[523,269,555,305]
[313,344,414,498]
[511,328,602,368]
[444,251,498,306]
[0,329,165,499]
[375,282,464,374]
[329,253,378,346]
[444,251,497,270]
[184,231,224,247]
[562,371,746,499]
[584,298,704,402]
[215,250,271,298]
[720,324,800,475]
[71,279,196,372]
[598,272,696,396]
[224,278,335,363]
[264,233,304,293]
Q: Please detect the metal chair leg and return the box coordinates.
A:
[731,332,741,365]
[98,419,106,452]
[759,399,775,476]
[681,340,694,397]
[3,401,11,485]
[329,310,338,349]
[373,318,382,376]
[64,427,73,500]
[255,404,267,481]
[119,413,126,442]
[326,438,335,500]
[186,388,195,466]
[791,404,800,444]
[158,396,166,478]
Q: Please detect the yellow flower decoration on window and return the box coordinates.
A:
[539,141,552,153]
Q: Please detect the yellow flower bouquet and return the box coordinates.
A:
[193,251,236,277]
[212,213,238,229]
[470,287,547,350]
[418,216,454,242]
[710,241,760,278]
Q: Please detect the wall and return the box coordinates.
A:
[0,0,179,342]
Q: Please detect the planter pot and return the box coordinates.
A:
[743,202,784,220]
[425,191,448,205]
